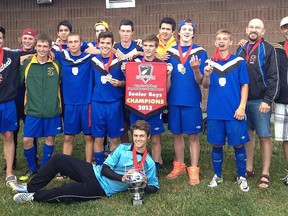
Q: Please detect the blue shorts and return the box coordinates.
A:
[130,112,165,136]
[24,115,62,138]
[91,100,124,138]
[168,105,202,134]
[246,100,271,137]
[0,100,18,133]
[64,104,92,135]
[207,119,249,146]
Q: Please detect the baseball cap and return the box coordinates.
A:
[178,19,195,31]
[280,16,288,28]
[0,27,5,35]
[22,28,37,37]
[94,21,109,30]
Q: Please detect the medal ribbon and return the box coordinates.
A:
[284,41,288,58]
[245,38,263,62]
[212,48,230,61]
[101,53,114,73]
[0,48,4,68]
[59,44,62,52]
[132,145,147,169]
[178,43,193,66]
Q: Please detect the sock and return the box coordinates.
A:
[211,146,223,178]
[40,144,54,169]
[234,145,247,178]
[94,151,105,165]
[24,146,37,172]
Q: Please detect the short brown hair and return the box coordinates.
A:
[216,29,232,39]
[67,32,82,42]
[36,34,52,48]
[142,34,159,48]
[131,120,150,137]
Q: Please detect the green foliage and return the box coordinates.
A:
[1,124,287,216]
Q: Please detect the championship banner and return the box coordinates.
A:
[125,62,167,118]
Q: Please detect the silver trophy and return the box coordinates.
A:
[126,169,146,206]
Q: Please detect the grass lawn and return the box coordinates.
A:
[1,124,287,216]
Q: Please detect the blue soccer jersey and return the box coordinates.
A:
[167,44,208,107]
[93,143,159,196]
[55,50,93,105]
[114,41,143,62]
[206,54,250,120]
[91,54,125,102]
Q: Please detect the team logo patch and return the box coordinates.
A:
[72,67,79,75]
[47,67,55,76]
[136,64,155,84]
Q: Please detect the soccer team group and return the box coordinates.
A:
[0,14,288,204]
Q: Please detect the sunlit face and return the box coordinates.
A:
[159,23,174,41]
[99,37,113,57]
[119,25,133,43]
[35,40,50,59]
[143,41,157,59]
[215,33,232,51]
[57,25,71,42]
[281,24,288,41]
[178,23,194,44]
[21,35,35,51]
[0,32,4,48]
[67,35,81,55]
[246,19,265,42]
[132,129,149,151]
[95,25,106,39]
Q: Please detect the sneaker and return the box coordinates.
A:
[19,170,37,181]
[187,166,200,185]
[237,176,249,192]
[6,175,18,188]
[10,183,28,193]
[281,169,288,186]
[166,161,186,179]
[208,174,223,188]
[13,193,34,203]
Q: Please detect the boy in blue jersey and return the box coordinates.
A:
[55,32,94,164]
[91,31,126,166]
[125,34,173,169]
[19,34,62,181]
[12,120,159,204]
[166,19,208,185]
[202,29,250,192]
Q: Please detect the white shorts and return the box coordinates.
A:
[274,103,288,141]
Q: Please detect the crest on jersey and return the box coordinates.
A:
[136,64,155,84]
[47,67,55,76]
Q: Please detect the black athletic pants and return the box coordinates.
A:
[27,153,106,203]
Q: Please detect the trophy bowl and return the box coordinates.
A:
[127,170,146,206]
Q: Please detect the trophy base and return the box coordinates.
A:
[132,199,143,206]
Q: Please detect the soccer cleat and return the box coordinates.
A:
[281,169,288,186]
[13,193,34,203]
[10,183,28,193]
[237,176,249,192]
[187,166,200,185]
[166,161,186,179]
[19,170,37,181]
[208,174,223,188]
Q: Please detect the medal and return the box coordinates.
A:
[106,74,112,82]
[177,63,186,74]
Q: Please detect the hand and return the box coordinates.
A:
[121,62,126,75]
[49,51,55,61]
[237,39,248,47]
[167,63,173,76]
[109,78,122,87]
[121,169,135,182]
[113,49,124,61]
[190,55,201,71]
[160,53,170,61]
[234,108,245,120]
[135,39,142,47]
[259,102,270,113]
